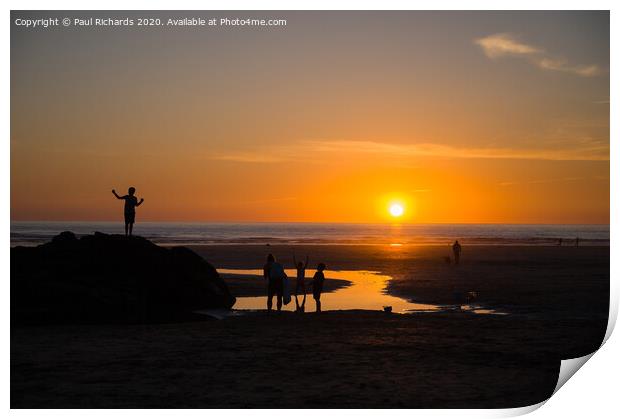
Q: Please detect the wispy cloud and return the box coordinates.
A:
[209,138,609,163]
[475,33,541,58]
[242,196,298,204]
[498,177,604,187]
[304,140,609,161]
[537,58,600,77]
[212,153,284,163]
[475,33,601,77]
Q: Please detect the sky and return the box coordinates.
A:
[11,11,609,223]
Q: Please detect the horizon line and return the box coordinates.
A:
[10,220,611,226]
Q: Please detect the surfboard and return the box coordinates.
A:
[283,275,291,305]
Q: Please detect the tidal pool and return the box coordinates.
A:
[219,269,508,315]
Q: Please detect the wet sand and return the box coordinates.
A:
[11,245,609,408]
[196,244,609,316]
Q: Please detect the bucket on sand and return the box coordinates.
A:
[466,291,478,303]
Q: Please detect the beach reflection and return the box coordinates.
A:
[220,269,506,314]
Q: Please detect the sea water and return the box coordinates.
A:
[11,221,609,247]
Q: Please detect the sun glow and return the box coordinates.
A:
[389,203,404,217]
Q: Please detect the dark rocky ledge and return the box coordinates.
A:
[11,232,235,324]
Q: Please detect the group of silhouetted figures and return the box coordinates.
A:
[263,253,326,313]
[110,186,465,312]
[111,186,327,313]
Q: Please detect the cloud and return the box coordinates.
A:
[211,153,283,163]
[537,58,601,77]
[475,33,601,77]
[209,138,609,163]
[303,140,609,161]
[499,177,592,187]
[475,33,541,58]
[242,196,298,204]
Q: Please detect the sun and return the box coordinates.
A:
[389,203,404,217]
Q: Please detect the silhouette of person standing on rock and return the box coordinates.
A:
[452,240,462,265]
[112,187,144,236]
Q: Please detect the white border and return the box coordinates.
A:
[3,2,617,418]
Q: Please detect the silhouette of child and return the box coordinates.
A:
[112,187,144,236]
[293,253,309,312]
[312,262,326,313]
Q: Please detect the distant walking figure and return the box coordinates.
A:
[112,187,144,236]
[264,254,285,312]
[293,253,309,312]
[575,237,580,247]
[452,240,462,265]
[312,263,326,313]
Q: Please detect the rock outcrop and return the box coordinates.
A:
[11,232,235,324]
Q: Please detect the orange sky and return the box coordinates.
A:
[11,11,609,223]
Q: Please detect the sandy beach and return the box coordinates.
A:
[10,244,608,408]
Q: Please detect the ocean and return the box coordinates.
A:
[10,221,610,247]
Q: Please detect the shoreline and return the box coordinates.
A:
[11,241,611,248]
